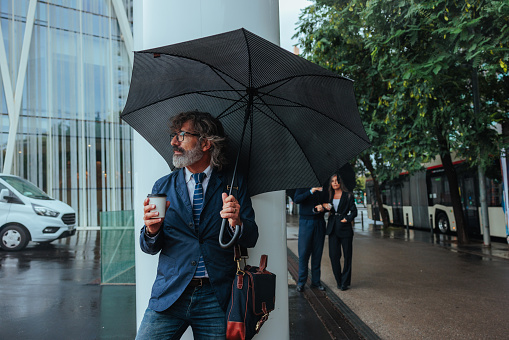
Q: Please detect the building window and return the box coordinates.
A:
[0,1,134,227]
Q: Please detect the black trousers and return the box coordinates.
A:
[328,233,353,288]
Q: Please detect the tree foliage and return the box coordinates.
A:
[363,0,509,165]
[295,0,509,240]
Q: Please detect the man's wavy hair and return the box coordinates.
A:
[171,111,229,171]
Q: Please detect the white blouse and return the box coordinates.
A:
[333,198,340,211]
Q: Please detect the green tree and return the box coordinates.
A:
[362,0,509,243]
[296,0,509,242]
[295,0,429,228]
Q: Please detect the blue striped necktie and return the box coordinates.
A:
[192,172,207,278]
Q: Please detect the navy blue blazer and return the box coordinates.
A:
[294,188,326,220]
[140,168,258,312]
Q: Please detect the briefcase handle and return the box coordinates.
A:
[259,254,268,272]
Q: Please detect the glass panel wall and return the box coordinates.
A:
[0,1,133,227]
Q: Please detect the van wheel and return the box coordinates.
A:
[0,225,29,251]
[436,212,450,234]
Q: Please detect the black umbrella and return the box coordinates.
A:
[121,28,370,247]
[337,163,357,192]
[319,163,356,200]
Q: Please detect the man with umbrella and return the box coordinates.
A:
[136,111,258,339]
[121,28,370,335]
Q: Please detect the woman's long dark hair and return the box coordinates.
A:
[328,173,348,201]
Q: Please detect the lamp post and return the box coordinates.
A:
[472,64,491,247]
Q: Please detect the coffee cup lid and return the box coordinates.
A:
[147,194,166,197]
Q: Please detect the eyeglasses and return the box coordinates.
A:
[170,131,201,142]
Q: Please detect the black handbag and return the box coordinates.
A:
[226,245,276,340]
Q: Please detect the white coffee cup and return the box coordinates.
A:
[147,194,167,219]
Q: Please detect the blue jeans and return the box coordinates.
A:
[136,283,226,340]
[297,218,326,286]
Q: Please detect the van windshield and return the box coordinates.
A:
[0,176,53,200]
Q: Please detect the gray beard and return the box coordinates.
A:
[173,143,204,168]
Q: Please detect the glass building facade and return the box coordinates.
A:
[0,0,134,227]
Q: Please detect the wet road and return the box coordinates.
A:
[0,231,136,340]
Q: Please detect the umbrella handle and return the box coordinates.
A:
[219,102,251,249]
[219,218,241,248]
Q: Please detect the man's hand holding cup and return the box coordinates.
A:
[144,194,169,236]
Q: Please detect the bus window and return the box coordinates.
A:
[402,176,410,206]
[487,178,502,207]
[463,177,476,209]
[430,175,451,206]
[381,187,391,205]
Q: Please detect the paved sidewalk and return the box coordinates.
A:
[287,209,509,339]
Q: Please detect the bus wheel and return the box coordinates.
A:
[436,213,450,234]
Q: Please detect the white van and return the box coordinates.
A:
[0,174,76,251]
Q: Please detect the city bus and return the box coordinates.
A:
[366,156,507,238]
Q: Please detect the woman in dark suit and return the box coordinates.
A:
[323,173,357,291]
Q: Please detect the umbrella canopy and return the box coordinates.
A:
[121,28,370,197]
[337,163,357,192]
[316,163,356,202]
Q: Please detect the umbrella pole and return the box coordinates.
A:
[219,97,252,248]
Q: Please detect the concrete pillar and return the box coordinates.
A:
[132,1,289,339]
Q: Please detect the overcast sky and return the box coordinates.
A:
[279,0,312,53]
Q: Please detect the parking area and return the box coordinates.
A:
[0,231,136,340]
